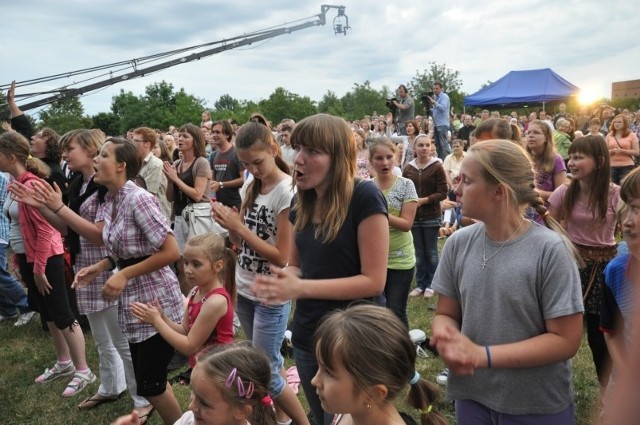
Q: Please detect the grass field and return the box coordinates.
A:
[0,293,600,425]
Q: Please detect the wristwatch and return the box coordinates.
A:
[220,181,225,189]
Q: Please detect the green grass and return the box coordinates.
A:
[0,298,600,425]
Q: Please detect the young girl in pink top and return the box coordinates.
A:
[0,132,94,397]
[548,135,620,394]
[131,233,236,381]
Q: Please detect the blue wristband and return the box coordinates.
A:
[485,345,492,369]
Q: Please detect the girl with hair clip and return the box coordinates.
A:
[131,233,235,385]
[369,137,418,327]
[252,114,389,425]
[113,343,278,425]
[211,122,308,425]
[163,123,211,295]
[606,113,639,185]
[0,131,95,397]
[525,119,568,223]
[19,138,184,424]
[431,140,584,424]
[548,135,619,396]
[313,304,447,425]
[11,129,152,413]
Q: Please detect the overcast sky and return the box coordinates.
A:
[3,0,639,118]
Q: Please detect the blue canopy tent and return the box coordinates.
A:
[464,68,579,108]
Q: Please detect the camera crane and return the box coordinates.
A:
[0,4,350,120]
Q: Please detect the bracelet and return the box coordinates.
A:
[220,181,224,189]
[485,345,492,369]
[103,256,117,271]
[53,204,64,214]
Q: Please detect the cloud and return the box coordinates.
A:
[4,0,639,118]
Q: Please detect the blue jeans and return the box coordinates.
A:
[293,346,334,425]
[0,243,30,316]
[382,267,414,328]
[236,295,291,397]
[434,125,451,161]
[611,165,635,185]
[411,218,441,291]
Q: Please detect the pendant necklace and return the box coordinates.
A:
[481,219,526,269]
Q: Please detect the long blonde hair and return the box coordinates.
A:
[0,131,50,179]
[469,140,582,265]
[291,114,356,242]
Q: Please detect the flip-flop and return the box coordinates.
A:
[135,405,155,425]
[77,393,121,410]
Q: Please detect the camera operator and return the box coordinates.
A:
[426,82,451,160]
[392,84,415,135]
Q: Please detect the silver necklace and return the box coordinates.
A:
[481,220,526,269]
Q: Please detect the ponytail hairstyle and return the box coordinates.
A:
[558,136,611,226]
[197,343,276,425]
[235,122,290,216]
[291,114,356,242]
[104,137,141,180]
[185,234,237,304]
[314,304,447,425]
[468,140,583,266]
[0,131,51,179]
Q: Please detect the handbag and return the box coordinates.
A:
[613,135,638,166]
[183,202,228,239]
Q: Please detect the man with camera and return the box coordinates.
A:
[426,82,451,160]
[391,84,415,135]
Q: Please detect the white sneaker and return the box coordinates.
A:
[423,288,435,298]
[436,368,449,386]
[14,311,36,327]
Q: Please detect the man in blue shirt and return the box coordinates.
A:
[428,82,451,161]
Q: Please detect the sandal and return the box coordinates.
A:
[78,392,122,410]
[63,370,96,397]
[409,288,424,297]
[35,361,75,384]
[135,405,155,425]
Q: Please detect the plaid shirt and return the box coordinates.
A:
[96,180,183,343]
[74,190,115,315]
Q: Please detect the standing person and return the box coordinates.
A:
[252,114,389,425]
[431,140,584,424]
[133,127,171,222]
[209,120,245,209]
[212,122,308,425]
[548,135,619,395]
[0,171,35,326]
[353,129,372,180]
[400,120,419,170]
[0,132,95,397]
[526,119,568,222]
[370,139,417,327]
[29,138,185,424]
[393,85,415,136]
[131,234,235,383]
[427,82,451,161]
[163,123,211,294]
[403,135,448,298]
[313,305,447,425]
[606,114,639,185]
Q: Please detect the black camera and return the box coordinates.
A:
[386,97,398,112]
[420,92,434,108]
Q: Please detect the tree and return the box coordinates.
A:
[339,81,386,121]
[39,97,92,134]
[317,90,345,117]
[258,87,317,124]
[91,112,120,136]
[110,81,206,133]
[408,62,465,114]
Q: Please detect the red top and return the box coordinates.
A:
[187,286,234,367]
[17,172,64,274]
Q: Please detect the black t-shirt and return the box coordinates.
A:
[289,180,387,351]
[209,146,242,209]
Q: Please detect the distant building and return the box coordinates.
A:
[612,79,640,101]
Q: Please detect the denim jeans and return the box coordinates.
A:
[293,346,334,425]
[236,295,291,397]
[455,399,575,425]
[411,218,441,291]
[0,243,29,317]
[611,165,635,185]
[382,267,415,328]
[434,125,451,161]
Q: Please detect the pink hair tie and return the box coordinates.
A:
[261,395,273,406]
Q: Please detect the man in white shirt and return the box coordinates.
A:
[133,127,172,221]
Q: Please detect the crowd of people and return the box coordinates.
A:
[2,78,640,425]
